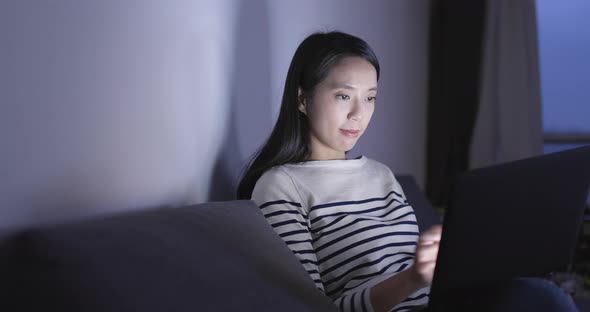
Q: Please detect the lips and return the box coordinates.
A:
[340,129,360,138]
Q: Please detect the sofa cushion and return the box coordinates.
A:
[396,175,442,232]
[0,200,338,311]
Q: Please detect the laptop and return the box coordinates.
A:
[428,145,590,310]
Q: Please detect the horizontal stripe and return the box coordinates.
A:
[279,229,309,238]
[260,199,301,209]
[404,292,429,302]
[285,238,313,245]
[322,211,415,235]
[346,262,409,292]
[328,262,411,297]
[321,241,416,276]
[311,208,415,238]
[310,198,407,225]
[324,253,414,287]
[392,305,426,312]
[376,207,414,221]
[310,190,404,212]
[300,258,319,266]
[307,269,320,275]
[313,221,417,252]
[318,231,419,265]
[314,219,416,244]
[311,214,347,234]
[315,222,416,252]
[264,209,306,219]
[292,249,315,255]
[337,263,410,298]
[270,219,308,229]
[315,223,394,253]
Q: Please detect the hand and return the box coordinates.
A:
[409,225,442,287]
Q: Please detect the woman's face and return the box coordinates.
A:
[299,56,377,161]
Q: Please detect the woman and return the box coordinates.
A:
[237,31,577,312]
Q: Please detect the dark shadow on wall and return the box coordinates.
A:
[208,0,273,201]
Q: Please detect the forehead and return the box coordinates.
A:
[322,56,378,88]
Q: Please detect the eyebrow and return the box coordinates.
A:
[332,84,378,92]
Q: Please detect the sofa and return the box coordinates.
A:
[0,176,441,311]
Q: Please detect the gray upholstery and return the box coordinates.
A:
[0,200,338,311]
[397,175,442,232]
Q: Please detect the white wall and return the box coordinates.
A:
[0,0,431,231]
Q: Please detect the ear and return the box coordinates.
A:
[297,88,307,115]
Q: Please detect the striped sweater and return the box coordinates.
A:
[251,155,430,312]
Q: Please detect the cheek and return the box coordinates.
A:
[309,102,340,127]
[362,104,375,125]
[306,109,329,135]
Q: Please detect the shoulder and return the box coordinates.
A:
[362,156,396,177]
[251,166,304,207]
[361,157,409,201]
[360,156,405,192]
[363,156,389,169]
[255,166,294,188]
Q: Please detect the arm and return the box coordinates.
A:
[252,168,324,291]
[370,225,442,312]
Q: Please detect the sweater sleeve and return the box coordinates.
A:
[251,168,325,292]
[333,284,376,312]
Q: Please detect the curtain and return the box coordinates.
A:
[425,0,487,207]
[470,0,543,169]
[425,0,544,207]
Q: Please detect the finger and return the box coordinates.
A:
[420,225,442,239]
[424,225,443,236]
[417,261,437,275]
[419,249,439,263]
[418,238,440,249]
[419,232,442,244]
[414,262,436,283]
[429,224,443,231]
[416,244,440,262]
[417,261,436,271]
[418,242,439,254]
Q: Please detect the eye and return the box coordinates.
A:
[367,96,377,102]
[336,94,350,100]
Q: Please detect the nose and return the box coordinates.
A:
[348,100,363,121]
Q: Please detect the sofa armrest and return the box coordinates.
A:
[0,200,338,312]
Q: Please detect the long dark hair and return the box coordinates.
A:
[236,31,380,199]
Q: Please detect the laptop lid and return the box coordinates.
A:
[429,145,590,308]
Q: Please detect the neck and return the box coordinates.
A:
[307,151,347,161]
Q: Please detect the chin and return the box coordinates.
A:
[333,138,359,153]
[341,143,357,151]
